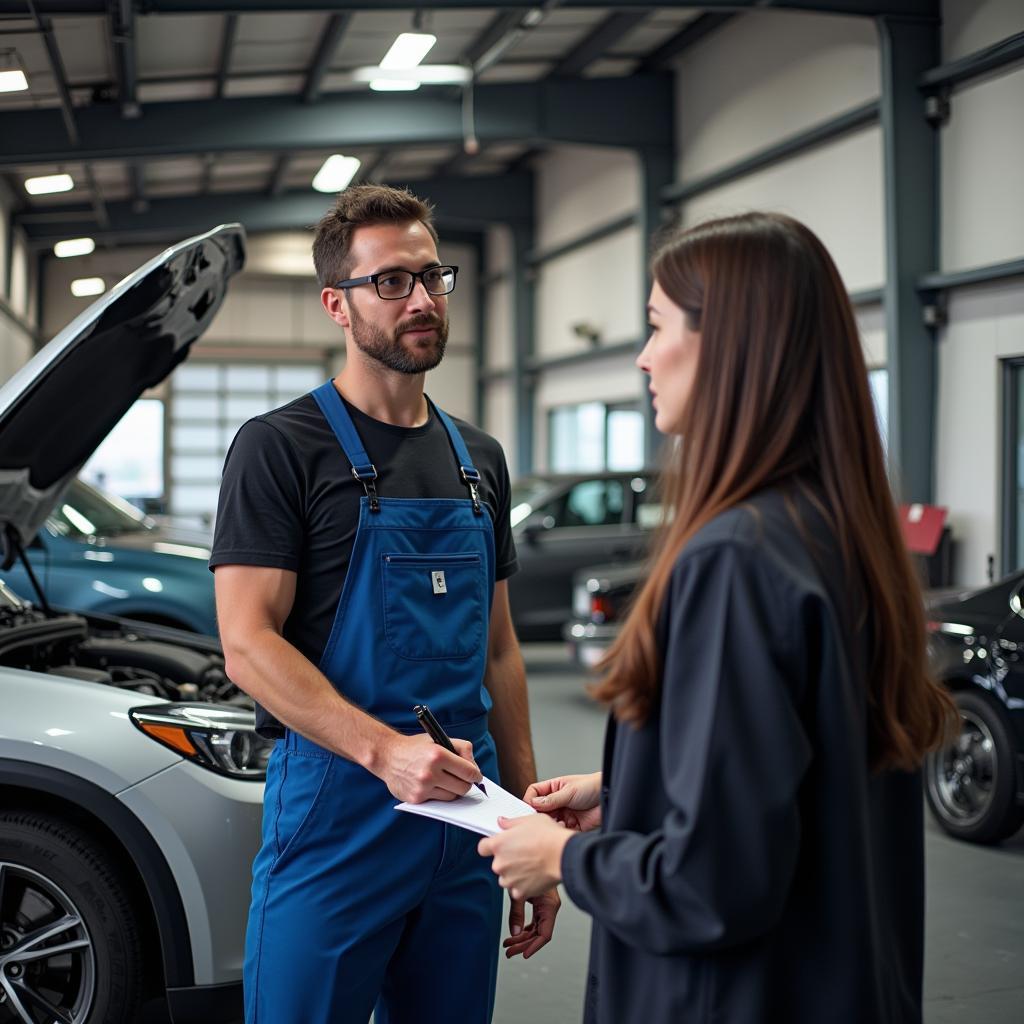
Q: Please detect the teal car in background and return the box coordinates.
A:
[3,476,217,636]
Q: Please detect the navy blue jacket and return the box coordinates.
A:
[561,488,924,1024]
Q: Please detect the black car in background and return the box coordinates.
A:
[566,561,1024,845]
[508,472,658,641]
[926,574,1024,843]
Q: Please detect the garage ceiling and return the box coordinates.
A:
[0,1,936,245]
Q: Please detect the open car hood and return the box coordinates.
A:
[0,224,245,552]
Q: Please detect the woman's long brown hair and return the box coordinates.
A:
[592,212,955,772]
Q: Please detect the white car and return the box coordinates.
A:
[0,225,269,1024]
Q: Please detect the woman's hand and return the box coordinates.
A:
[524,772,603,832]
[478,814,573,902]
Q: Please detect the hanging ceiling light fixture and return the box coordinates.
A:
[0,50,28,93]
[312,155,362,193]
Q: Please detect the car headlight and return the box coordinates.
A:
[130,703,273,779]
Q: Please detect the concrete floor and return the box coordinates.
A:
[146,642,1024,1023]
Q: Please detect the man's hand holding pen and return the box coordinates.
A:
[376,732,483,804]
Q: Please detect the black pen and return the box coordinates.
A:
[413,704,487,796]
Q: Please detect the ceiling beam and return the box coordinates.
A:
[200,153,215,194]
[16,173,535,247]
[267,153,291,197]
[0,2,942,17]
[354,150,389,184]
[302,12,352,104]
[216,14,239,99]
[109,0,139,117]
[638,13,735,72]
[549,9,652,77]
[0,75,674,165]
[434,144,476,179]
[25,1,78,145]
[460,8,528,68]
[81,162,109,230]
[130,160,147,212]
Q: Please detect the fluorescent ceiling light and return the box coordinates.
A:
[25,173,74,195]
[355,65,471,86]
[369,79,420,92]
[54,237,96,258]
[312,154,361,193]
[0,69,28,93]
[379,33,436,69]
[71,277,105,297]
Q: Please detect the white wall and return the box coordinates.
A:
[535,226,645,358]
[529,145,647,469]
[483,379,515,467]
[933,0,1024,583]
[0,184,37,387]
[942,0,1024,59]
[484,226,514,372]
[536,145,639,252]
[858,304,887,368]
[935,284,1024,585]
[680,126,885,295]
[940,67,1024,273]
[674,12,885,296]
[674,10,880,183]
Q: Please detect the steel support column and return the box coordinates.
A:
[641,147,674,468]
[467,233,488,428]
[510,220,536,477]
[878,15,940,503]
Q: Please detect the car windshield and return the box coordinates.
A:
[45,479,152,540]
[510,477,558,528]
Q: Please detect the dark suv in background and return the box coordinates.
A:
[508,471,658,641]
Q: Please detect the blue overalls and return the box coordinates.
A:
[243,382,503,1024]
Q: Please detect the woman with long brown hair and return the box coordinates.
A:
[478,212,955,1023]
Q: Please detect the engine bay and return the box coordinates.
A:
[0,577,248,706]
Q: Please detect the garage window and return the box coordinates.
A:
[548,401,644,472]
[169,361,326,525]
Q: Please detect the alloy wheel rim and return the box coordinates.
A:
[928,709,997,827]
[0,861,95,1024]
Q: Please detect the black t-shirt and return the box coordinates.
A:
[209,391,518,737]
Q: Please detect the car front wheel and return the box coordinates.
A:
[0,813,143,1023]
[924,689,1024,844]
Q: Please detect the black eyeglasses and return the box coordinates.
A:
[333,265,459,300]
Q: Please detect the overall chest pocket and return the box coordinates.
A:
[382,551,485,661]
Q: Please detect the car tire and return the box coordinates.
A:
[0,812,144,1023]
[924,689,1024,845]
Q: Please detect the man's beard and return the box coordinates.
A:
[348,303,448,375]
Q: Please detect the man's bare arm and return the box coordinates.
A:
[484,581,536,799]
[214,564,482,802]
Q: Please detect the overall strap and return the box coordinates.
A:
[311,381,380,512]
[427,396,483,515]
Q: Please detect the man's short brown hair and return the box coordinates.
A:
[312,184,438,288]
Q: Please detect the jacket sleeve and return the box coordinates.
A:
[560,540,813,955]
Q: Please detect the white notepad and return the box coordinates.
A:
[395,777,536,837]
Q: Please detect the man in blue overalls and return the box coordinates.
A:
[211,184,560,1023]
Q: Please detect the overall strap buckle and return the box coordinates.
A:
[460,466,483,515]
[351,464,381,513]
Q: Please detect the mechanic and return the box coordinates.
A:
[210,184,560,1024]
